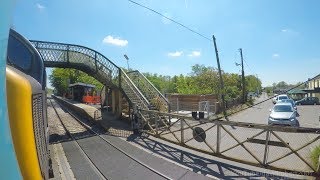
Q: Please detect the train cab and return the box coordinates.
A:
[6,29,51,179]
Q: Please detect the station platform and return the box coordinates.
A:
[53,96,102,120]
[52,96,133,137]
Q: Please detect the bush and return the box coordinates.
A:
[246,98,254,106]
[310,145,320,169]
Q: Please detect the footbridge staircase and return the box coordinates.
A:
[30,40,169,128]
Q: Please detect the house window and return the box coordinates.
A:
[309,82,312,89]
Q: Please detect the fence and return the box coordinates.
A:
[138,109,320,176]
[166,94,243,116]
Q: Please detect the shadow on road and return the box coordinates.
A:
[127,133,302,180]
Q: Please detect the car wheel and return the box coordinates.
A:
[314,102,317,105]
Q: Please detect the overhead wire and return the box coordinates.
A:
[126,0,212,41]
[127,0,262,79]
[125,0,320,115]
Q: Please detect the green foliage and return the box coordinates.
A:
[49,68,103,95]
[311,145,320,169]
[49,64,263,101]
[144,64,262,100]
[46,88,53,96]
[245,75,262,93]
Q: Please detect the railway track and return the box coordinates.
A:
[48,98,172,180]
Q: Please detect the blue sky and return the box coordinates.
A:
[11,0,320,87]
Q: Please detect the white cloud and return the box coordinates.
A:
[36,3,45,10]
[281,28,299,35]
[168,51,183,57]
[102,35,128,47]
[188,51,201,57]
[272,53,280,58]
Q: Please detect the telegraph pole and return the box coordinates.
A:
[239,48,246,103]
[212,35,226,115]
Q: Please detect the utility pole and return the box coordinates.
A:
[239,48,246,103]
[212,35,226,115]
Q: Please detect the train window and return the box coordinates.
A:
[7,34,32,71]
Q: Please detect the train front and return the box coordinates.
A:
[6,29,51,180]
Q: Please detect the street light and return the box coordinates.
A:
[124,54,129,70]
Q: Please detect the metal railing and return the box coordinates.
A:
[120,69,150,110]
[127,70,169,112]
[138,109,320,175]
[31,40,120,87]
[30,40,153,112]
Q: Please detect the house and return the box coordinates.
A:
[304,75,320,99]
[287,89,307,101]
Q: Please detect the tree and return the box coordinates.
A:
[245,75,262,93]
[49,68,103,95]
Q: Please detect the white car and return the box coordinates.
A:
[272,94,289,104]
[268,102,299,127]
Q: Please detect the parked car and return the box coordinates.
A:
[268,102,299,127]
[295,97,319,105]
[279,99,298,112]
[272,94,289,104]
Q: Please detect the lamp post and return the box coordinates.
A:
[124,54,129,70]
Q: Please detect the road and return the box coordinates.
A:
[227,92,320,128]
[160,92,320,174]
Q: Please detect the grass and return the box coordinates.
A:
[310,145,320,169]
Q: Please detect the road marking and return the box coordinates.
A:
[53,143,75,180]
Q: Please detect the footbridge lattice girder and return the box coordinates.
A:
[30,40,167,112]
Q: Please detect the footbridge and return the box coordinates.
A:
[30,40,169,120]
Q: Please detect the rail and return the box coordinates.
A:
[51,96,172,180]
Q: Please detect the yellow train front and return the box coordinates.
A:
[6,29,51,179]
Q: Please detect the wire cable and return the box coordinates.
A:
[126,0,212,41]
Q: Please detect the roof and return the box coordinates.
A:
[69,82,95,88]
[287,89,306,94]
[278,94,288,97]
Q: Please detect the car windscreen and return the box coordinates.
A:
[273,105,293,112]
[278,96,288,100]
[282,100,295,106]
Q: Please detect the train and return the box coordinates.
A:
[66,82,101,105]
[5,29,51,179]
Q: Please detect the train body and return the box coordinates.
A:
[6,29,51,179]
[67,82,101,104]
